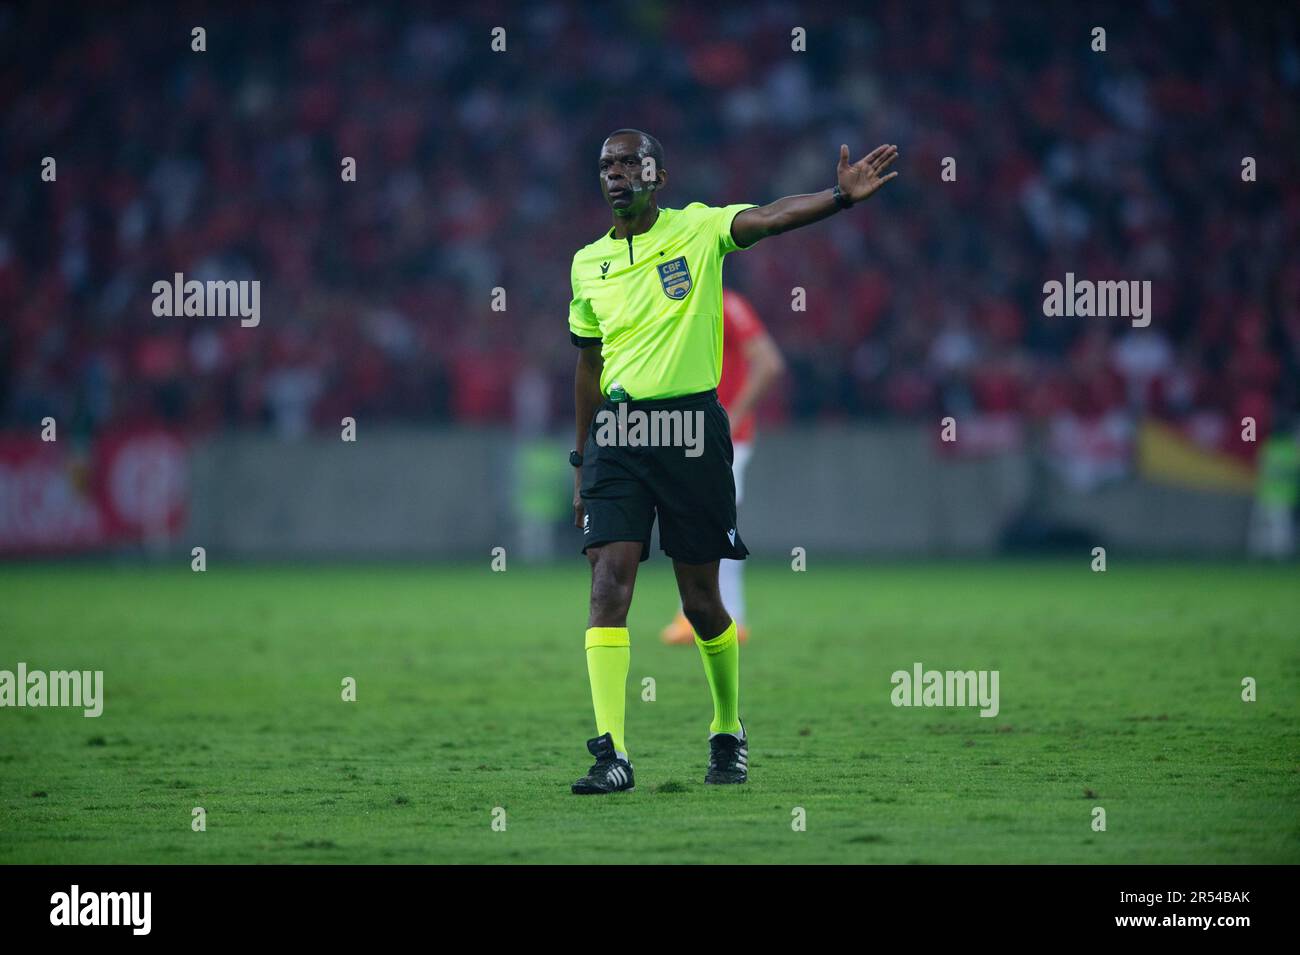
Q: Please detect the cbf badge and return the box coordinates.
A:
[657,256,692,300]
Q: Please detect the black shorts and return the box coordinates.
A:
[580,389,749,564]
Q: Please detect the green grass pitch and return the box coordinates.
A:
[1,560,1296,864]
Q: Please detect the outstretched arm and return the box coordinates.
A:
[730,143,898,249]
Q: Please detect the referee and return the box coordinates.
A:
[568,129,898,794]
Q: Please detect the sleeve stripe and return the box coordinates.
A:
[570,332,602,348]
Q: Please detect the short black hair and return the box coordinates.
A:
[604,129,665,173]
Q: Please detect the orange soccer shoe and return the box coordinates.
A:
[660,612,695,645]
[661,613,750,645]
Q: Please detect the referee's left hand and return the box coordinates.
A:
[837,143,899,203]
[573,470,585,529]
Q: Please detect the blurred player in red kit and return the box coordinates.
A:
[661,288,785,645]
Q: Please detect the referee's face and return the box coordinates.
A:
[599,135,658,216]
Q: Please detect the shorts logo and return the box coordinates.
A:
[727,528,736,545]
[657,256,692,300]
[583,513,590,534]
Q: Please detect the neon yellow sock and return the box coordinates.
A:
[585,627,630,754]
[695,620,740,735]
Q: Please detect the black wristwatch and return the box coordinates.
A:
[569,450,584,468]
[832,183,853,209]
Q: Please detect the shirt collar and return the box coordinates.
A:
[607,206,666,243]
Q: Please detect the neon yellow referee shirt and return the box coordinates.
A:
[568,202,756,399]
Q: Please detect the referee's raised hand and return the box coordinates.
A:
[837,143,899,204]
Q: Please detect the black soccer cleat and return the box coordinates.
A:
[705,722,748,784]
[571,732,635,794]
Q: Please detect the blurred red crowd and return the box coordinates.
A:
[1,1,1296,460]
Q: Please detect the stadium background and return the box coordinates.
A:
[2,0,1297,561]
[2,1,1299,868]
